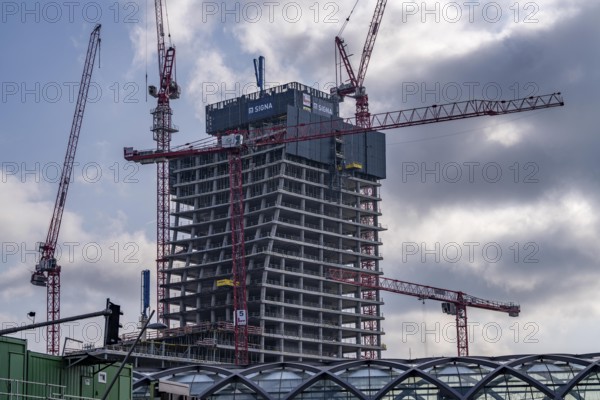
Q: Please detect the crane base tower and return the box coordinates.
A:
[164,82,387,363]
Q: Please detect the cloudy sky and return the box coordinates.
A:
[0,0,597,358]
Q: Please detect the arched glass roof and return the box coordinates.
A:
[424,361,493,395]
[513,357,586,392]
[247,367,315,399]
[471,371,549,400]
[334,363,405,397]
[133,354,600,400]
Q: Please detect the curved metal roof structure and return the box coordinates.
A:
[133,353,600,399]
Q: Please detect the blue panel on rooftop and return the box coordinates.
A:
[247,96,278,122]
[206,82,338,134]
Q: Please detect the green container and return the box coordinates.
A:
[0,337,131,399]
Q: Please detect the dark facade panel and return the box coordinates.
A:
[284,105,387,179]
[343,132,364,169]
[365,131,387,179]
[285,106,332,165]
[311,97,336,117]
[336,130,386,180]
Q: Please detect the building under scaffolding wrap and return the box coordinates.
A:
[162,82,387,363]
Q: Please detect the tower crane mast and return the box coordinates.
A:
[125,92,563,364]
[334,0,387,127]
[328,269,520,356]
[30,24,101,356]
[147,0,180,324]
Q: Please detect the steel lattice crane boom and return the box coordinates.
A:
[30,24,101,356]
[333,0,387,127]
[127,94,564,162]
[327,269,520,356]
[147,0,181,324]
[124,92,563,364]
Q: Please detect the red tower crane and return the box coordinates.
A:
[333,0,387,128]
[332,0,387,357]
[147,0,181,324]
[125,92,563,364]
[30,24,101,355]
[327,268,520,357]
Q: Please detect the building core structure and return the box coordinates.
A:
[163,82,387,363]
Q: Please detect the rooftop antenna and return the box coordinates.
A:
[140,269,150,327]
[253,56,265,95]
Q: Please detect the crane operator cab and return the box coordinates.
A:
[148,81,181,100]
[221,134,244,149]
[169,81,180,100]
[31,271,48,286]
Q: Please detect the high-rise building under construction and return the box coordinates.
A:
[164,82,387,363]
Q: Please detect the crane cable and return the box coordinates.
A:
[164,0,172,46]
[338,0,360,37]
[145,0,148,102]
[97,34,101,68]
[336,0,360,88]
